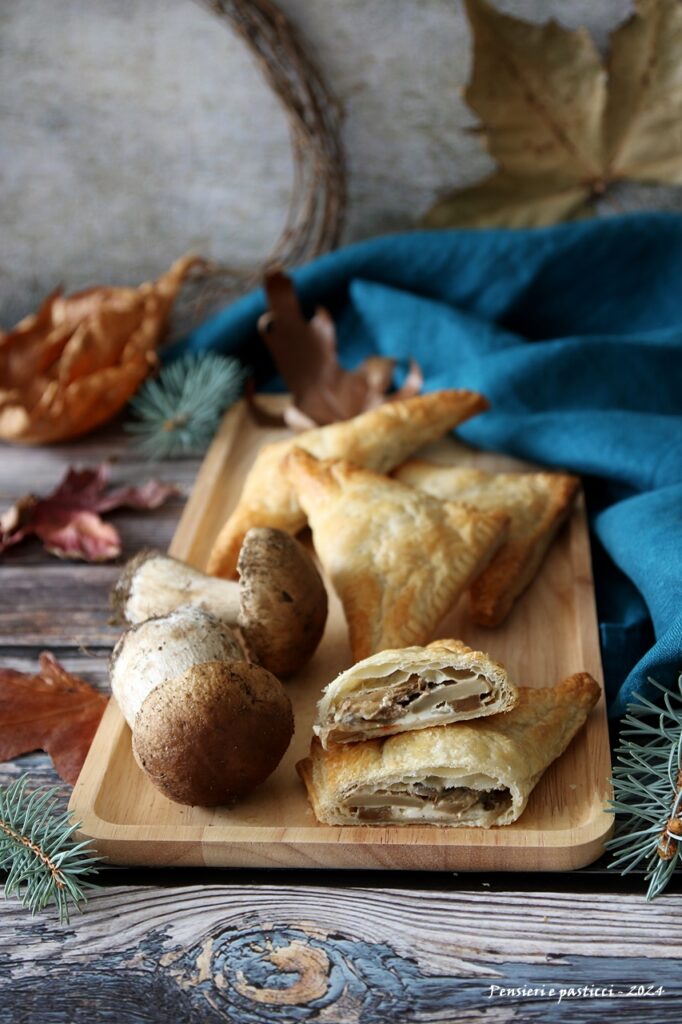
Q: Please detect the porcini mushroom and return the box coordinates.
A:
[111,527,328,677]
[110,605,294,806]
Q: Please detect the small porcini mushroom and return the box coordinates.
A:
[110,605,293,806]
[236,527,328,677]
[111,527,327,677]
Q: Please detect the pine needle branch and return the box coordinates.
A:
[126,352,247,458]
[0,775,101,922]
[606,674,682,899]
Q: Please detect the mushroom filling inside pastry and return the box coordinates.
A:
[314,640,519,747]
[330,670,495,738]
[341,774,512,823]
[299,673,602,828]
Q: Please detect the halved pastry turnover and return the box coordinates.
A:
[394,460,580,627]
[207,389,488,578]
[286,450,509,660]
[315,639,518,747]
[298,672,601,827]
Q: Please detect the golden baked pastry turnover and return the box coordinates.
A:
[394,460,580,626]
[207,390,488,578]
[286,450,509,660]
[298,672,600,827]
[315,639,518,747]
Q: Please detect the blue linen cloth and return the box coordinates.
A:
[168,212,682,718]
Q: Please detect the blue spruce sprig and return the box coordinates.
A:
[606,674,682,899]
[0,775,101,922]
[126,352,246,458]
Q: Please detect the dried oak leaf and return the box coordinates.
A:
[0,253,200,444]
[0,462,179,561]
[424,0,682,229]
[0,653,108,785]
[254,270,422,429]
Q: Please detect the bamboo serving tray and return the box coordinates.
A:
[70,397,613,870]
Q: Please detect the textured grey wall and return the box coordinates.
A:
[1,0,678,327]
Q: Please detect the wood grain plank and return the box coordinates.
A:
[0,566,119,646]
[1,885,680,1023]
[0,416,199,500]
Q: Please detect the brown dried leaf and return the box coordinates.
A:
[0,254,200,444]
[254,271,422,428]
[425,171,589,231]
[0,653,108,785]
[0,462,179,561]
[605,0,682,183]
[423,0,682,229]
[465,0,606,183]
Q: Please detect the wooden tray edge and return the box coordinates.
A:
[69,699,615,872]
[69,815,615,871]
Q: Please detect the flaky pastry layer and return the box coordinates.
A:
[394,460,580,626]
[315,638,518,747]
[286,450,509,659]
[207,390,489,578]
[298,673,601,827]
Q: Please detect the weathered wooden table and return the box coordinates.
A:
[2,423,681,1024]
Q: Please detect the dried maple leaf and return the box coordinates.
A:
[0,254,200,444]
[254,270,422,429]
[0,653,108,785]
[0,463,179,561]
[424,0,682,229]
[604,0,682,184]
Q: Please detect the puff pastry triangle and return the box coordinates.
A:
[298,672,601,827]
[207,390,488,578]
[315,639,518,747]
[286,449,509,660]
[394,460,580,626]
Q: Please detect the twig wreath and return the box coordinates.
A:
[187,0,346,309]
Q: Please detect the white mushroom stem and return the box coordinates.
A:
[112,531,329,679]
[117,552,240,626]
[110,605,243,728]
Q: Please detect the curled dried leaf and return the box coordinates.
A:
[0,254,200,444]
[254,270,422,429]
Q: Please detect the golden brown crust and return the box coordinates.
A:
[207,441,297,579]
[295,754,325,823]
[394,460,581,627]
[207,390,489,579]
[297,672,601,826]
[286,450,509,660]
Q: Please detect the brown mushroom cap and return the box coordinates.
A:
[132,660,294,806]
[237,527,328,678]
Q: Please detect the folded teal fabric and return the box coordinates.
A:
[168,213,682,717]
